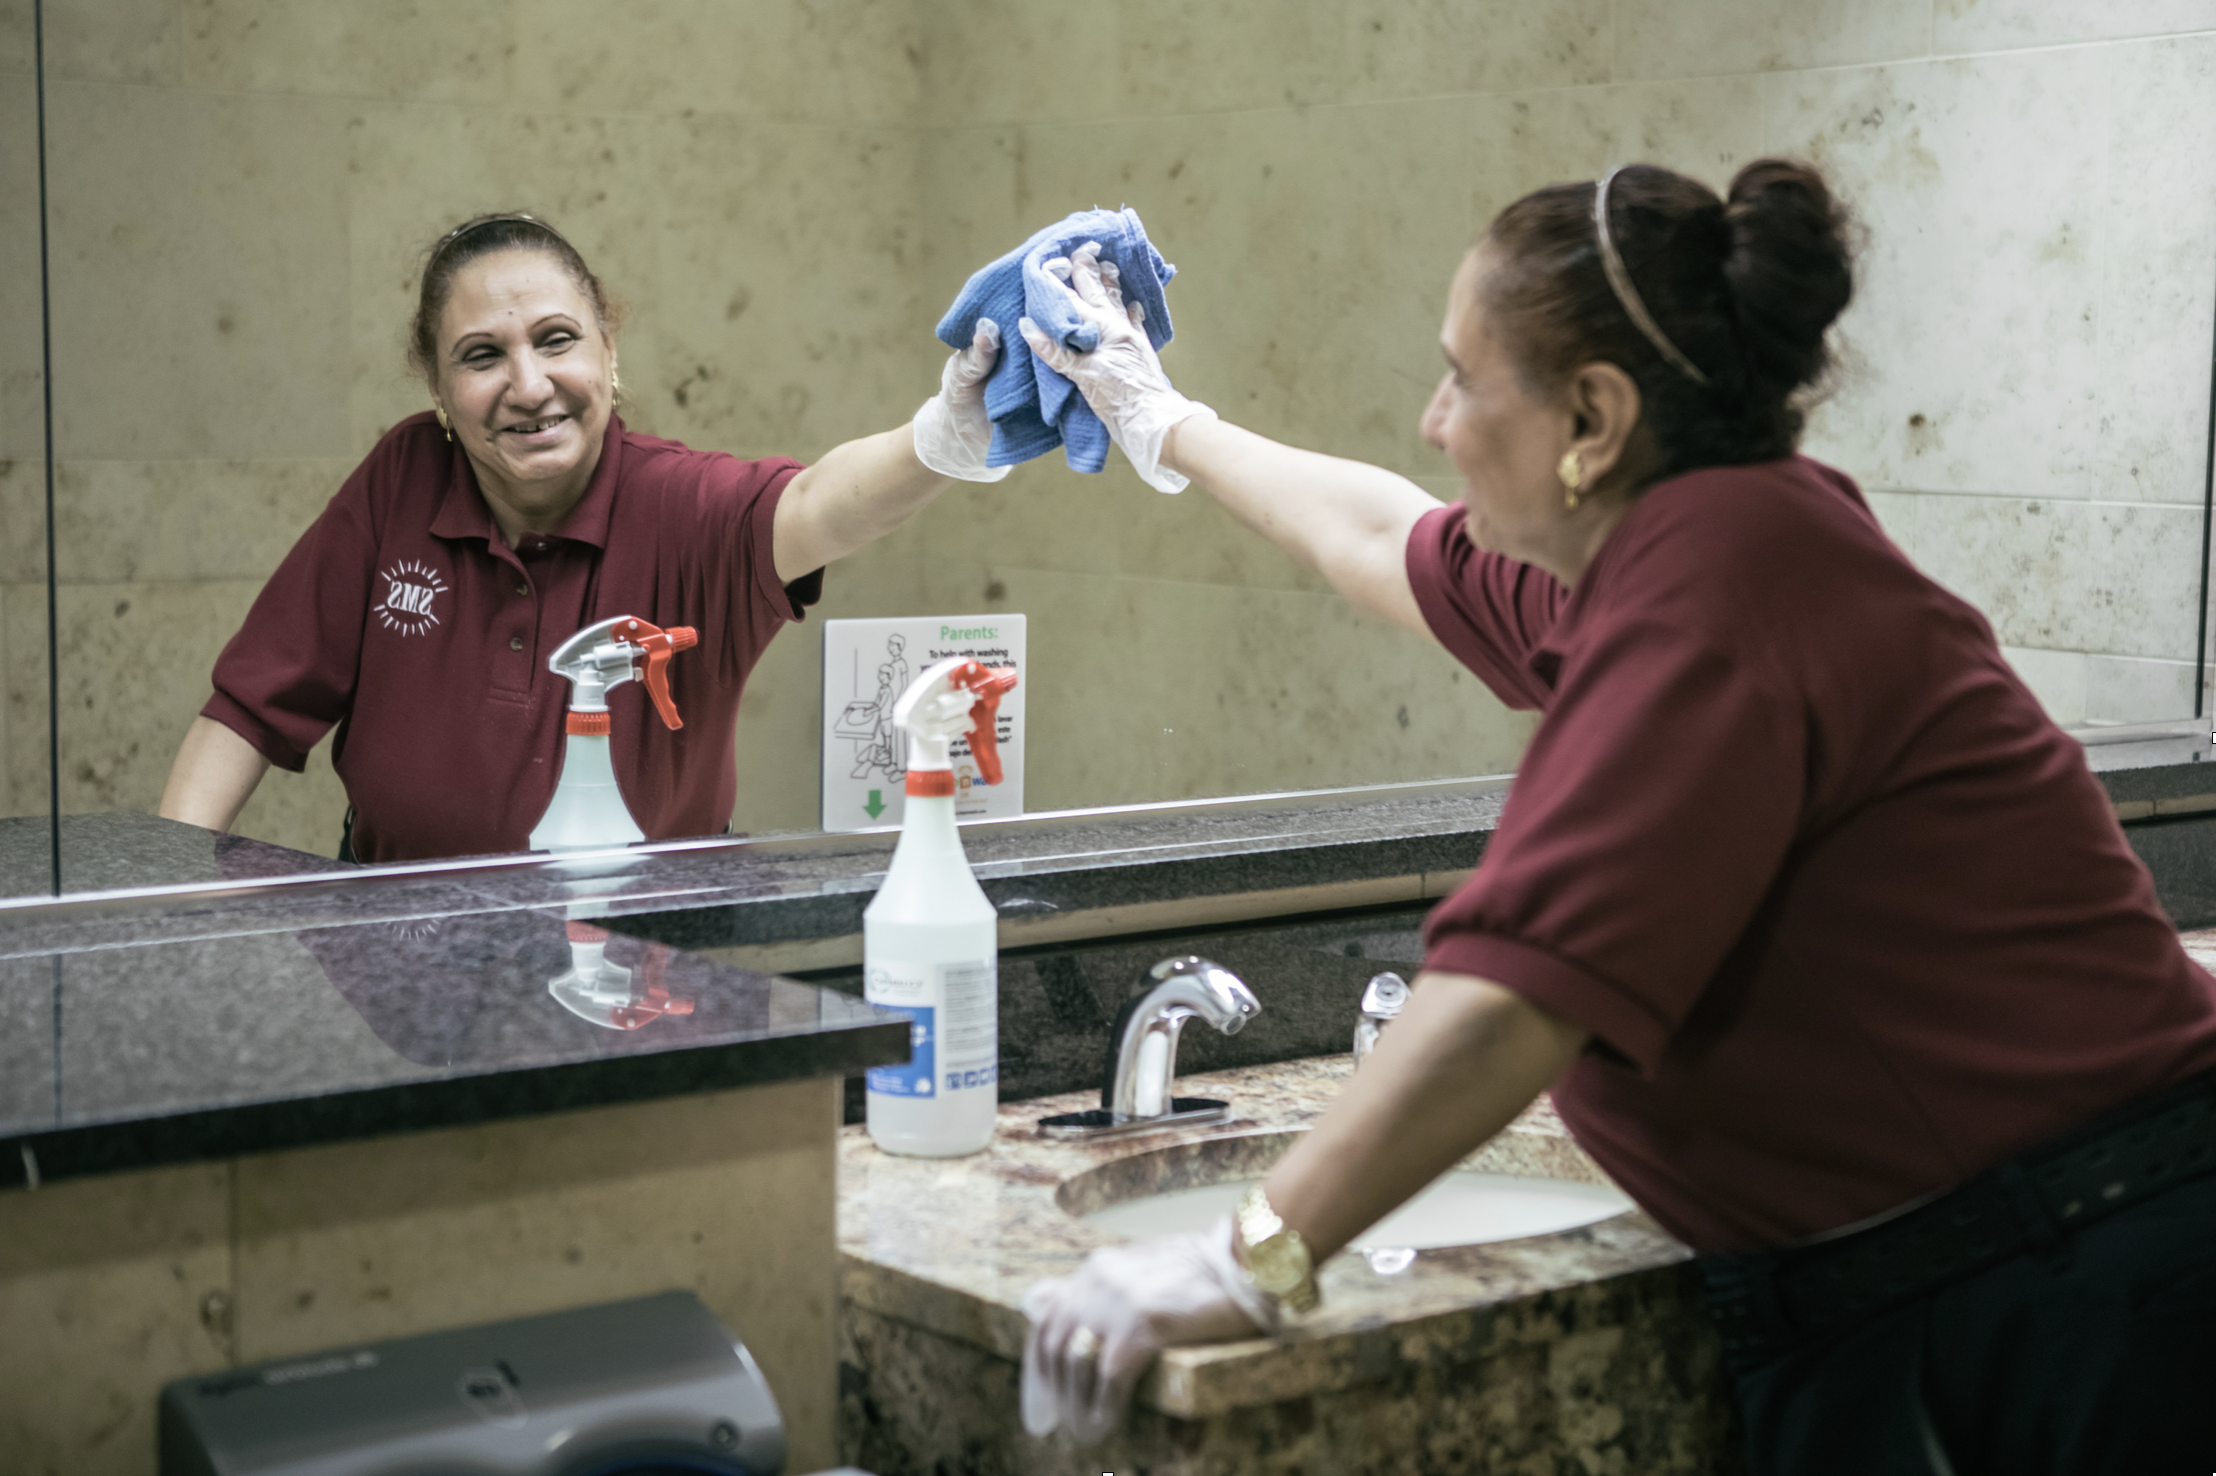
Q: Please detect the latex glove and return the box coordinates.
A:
[911,318,1011,482]
[1017,242,1216,494]
[1019,1216,1275,1445]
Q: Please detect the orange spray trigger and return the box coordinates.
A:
[956,662,1019,785]
[615,617,698,730]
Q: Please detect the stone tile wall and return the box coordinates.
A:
[8,1,2213,848]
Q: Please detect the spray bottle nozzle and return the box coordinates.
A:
[893,657,1020,795]
[547,615,698,733]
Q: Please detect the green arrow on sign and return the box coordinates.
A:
[863,789,887,820]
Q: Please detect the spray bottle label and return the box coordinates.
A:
[864,958,996,1098]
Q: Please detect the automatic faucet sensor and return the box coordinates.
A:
[1037,956,1261,1140]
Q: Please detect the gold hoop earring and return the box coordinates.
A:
[435,404,452,442]
[1558,449,1584,512]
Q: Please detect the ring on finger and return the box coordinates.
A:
[1067,1325,1102,1362]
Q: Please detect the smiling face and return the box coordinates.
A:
[432,248,615,538]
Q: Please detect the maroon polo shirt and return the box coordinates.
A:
[204,412,821,862]
[1409,454,2216,1252]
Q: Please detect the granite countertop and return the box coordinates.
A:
[0,903,907,1190]
[836,1055,1689,1420]
[8,723,2209,960]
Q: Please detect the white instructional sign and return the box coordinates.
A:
[821,614,1026,833]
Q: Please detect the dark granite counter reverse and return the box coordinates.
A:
[7,723,2210,962]
[0,903,906,1190]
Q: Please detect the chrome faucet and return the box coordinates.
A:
[1353,971,1410,1068]
[1037,956,1262,1139]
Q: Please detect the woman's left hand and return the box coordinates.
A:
[911,318,1009,482]
[1020,1217,1275,1445]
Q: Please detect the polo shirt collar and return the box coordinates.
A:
[427,415,629,549]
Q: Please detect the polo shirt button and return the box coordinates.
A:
[515,583,528,597]
[509,636,524,652]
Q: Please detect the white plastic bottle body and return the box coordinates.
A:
[863,793,999,1157]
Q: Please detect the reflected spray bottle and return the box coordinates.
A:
[863,656,1019,1157]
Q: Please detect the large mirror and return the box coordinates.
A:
[14,2,2215,894]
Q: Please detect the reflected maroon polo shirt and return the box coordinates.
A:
[204,412,821,862]
[1408,455,2216,1252]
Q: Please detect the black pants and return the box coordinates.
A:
[1715,1171,2216,1475]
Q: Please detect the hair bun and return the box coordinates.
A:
[1721,159,1855,397]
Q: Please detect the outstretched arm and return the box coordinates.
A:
[771,322,1004,583]
[159,715,271,834]
[1018,245,1442,636]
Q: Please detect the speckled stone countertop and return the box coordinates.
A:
[7,726,2209,957]
[0,903,906,1189]
[837,1055,1689,1420]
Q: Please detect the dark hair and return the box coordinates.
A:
[1479,159,1855,479]
[406,213,618,384]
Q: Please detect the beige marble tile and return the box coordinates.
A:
[974,567,1534,811]
[1615,0,1933,80]
[1,582,50,824]
[914,1,1117,125]
[0,72,40,464]
[652,117,933,463]
[1111,466,1342,596]
[510,0,919,126]
[1112,0,1343,115]
[915,122,1024,321]
[44,81,354,461]
[1018,97,1475,481]
[52,458,352,585]
[0,1162,234,1476]
[1339,0,1614,102]
[0,1,28,75]
[232,1076,843,1471]
[1935,0,2216,52]
[2090,35,2216,506]
[1462,74,1771,242]
[2085,653,2207,724]
[344,103,674,456]
[32,0,184,85]
[1999,644,2088,726]
[44,579,263,819]
[178,0,508,102]
[0,457,43,586]
[1907,493,2203,659]
[1780,51,2110,504]
[922,459,1133,581]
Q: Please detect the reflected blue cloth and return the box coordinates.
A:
[935,207,1177,474]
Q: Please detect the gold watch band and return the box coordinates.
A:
[1236,1183,1320,1314]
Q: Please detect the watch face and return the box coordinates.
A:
[1247,1233,1310,1294]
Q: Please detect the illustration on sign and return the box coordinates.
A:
[822,615,1025,832]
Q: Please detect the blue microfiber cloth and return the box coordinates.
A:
[935,207,1176,475]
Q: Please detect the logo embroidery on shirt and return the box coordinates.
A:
[374,559,451,637]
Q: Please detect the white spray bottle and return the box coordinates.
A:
[863,656,1019,1157]
[529,614,697,853]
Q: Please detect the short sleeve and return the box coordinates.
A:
[1405,504,1568,710]
[658,453,816,687]
[203,487,378,771]
[1421,615,1806,1072]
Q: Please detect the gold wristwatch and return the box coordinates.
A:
[1235,1184,1320,1314]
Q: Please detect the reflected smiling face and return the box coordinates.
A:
[1418,246,1576,576]
[433,248,616,541]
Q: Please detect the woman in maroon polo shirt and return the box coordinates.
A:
[1013,164,2216,1473]
[158,213,1011,862]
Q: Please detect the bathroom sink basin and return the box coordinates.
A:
[1055,1128,1633,1264]
[1081,1171,1632,1249]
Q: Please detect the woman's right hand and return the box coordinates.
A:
[1018,242,1215,494]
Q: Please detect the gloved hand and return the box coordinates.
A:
[1017,242,1216,494]
[1019,1216,1275,1445]
[911,318,1011,482]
